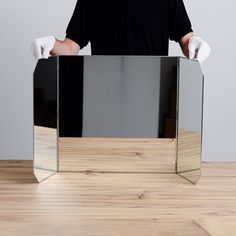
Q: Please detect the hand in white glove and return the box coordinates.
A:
[188,36,211,64]
[31,36,56,60]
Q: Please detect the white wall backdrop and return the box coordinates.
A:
[0,0,235,161]
[169,0,236,162]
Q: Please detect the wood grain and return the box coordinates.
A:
[34,126,57,171]
[177,129,201,172]
[202,162,236,177]
[59,138,176,173]
[196,217,236,236]
[0,163,236,235]
[0,160,36,183]
[0,163,236,236]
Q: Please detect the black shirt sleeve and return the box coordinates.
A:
[168,0,193,42]
[66,0,90,49]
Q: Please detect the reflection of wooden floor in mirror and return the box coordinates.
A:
[178,169,201,184]
[34,126,177,173]
[34,126,57,171]
[34,168,56,182]
[177,129,201,172]
[59,138,176,173]
[1,162,236,235]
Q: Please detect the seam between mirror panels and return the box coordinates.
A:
[56,56,59,172]
[175,57,180,174]
[157,57,161,139]
[200,74,205,173]
[33,67,35,172]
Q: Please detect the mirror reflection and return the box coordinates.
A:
[33,56,203,184]
[58,56,178,139]
[58,56,178,173]
[177,58,204,184]
[33,58,58,182]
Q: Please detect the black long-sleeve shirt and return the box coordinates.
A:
[66,0,193,55]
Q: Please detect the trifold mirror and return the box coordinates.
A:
[33,56,204,184]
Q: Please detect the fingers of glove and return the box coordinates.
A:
[42,46,51,59]
[196,41,211,64]
[31,36,55,60]
[31,40,42,60]
[31,44,37,60]
[41,36,55,58]
[188,37,200,60]
[188,41,197,60]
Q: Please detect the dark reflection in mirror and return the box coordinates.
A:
[59,56,178,139]
[159,58,177,138]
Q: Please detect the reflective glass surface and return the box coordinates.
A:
[59,56,178,138]
[33,56,203,184]
[33,57,58,182]
[176,58,204,183]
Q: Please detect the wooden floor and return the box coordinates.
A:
[0,162,236,235]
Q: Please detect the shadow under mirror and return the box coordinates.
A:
[177,58,204,184]
[33,58,58,182]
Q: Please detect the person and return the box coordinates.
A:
[31,0,211,63]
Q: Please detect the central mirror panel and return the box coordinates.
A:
[59,56,177,139]
[58,56,178,173]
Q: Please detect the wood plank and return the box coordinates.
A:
[202,162,236,177]
[0,160,37,183]
[59,138,176,173]
[0,160,33,168]
[0,219,210,236]
[1,163,236,235]
[196,217,236,236]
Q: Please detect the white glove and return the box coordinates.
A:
[188,36,211,64]
[31,36,56,60]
